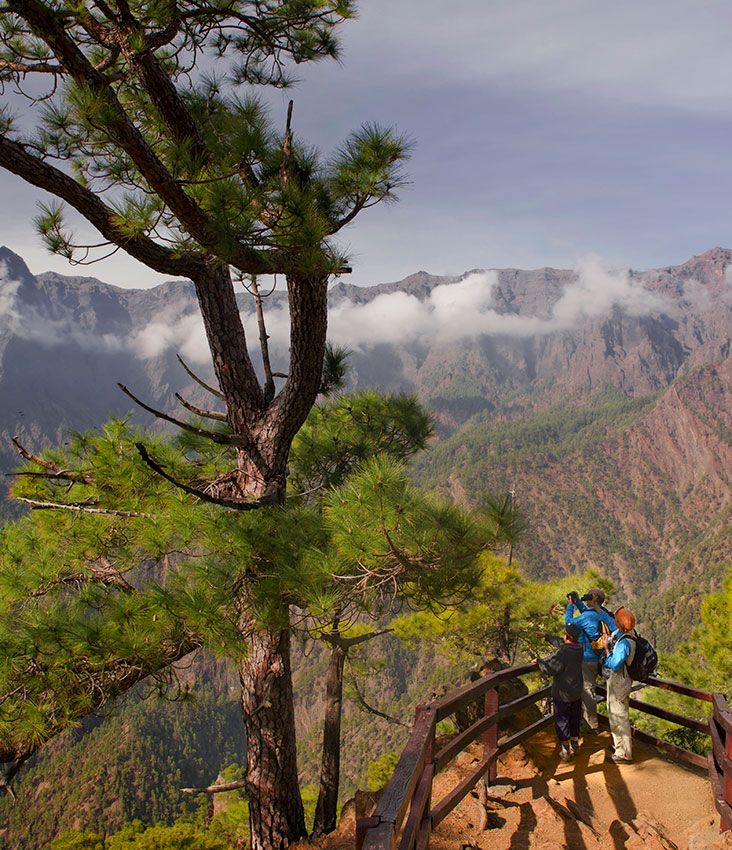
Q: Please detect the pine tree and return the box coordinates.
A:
[0,394,486,846]
[0,5,409,848]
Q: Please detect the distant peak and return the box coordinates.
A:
[0,246,36,289]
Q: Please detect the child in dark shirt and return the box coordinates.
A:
[535,622,584,761]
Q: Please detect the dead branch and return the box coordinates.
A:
[321,628,393,650]
[30,557,136,597]
[11,436,95,485]
[174,393,228,422]
[350,677,408,727]
[181,779,248,795]
[135,444,277,511]
[279,99,294,188]
[118,384,248,446]
[176,355,225,401]
[248,276,276,404]
[16,497,154,518]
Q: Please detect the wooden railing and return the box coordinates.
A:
[355,667,731,850]
[595,676,713,770]
[355,663,549,850]
[708,693,732,832]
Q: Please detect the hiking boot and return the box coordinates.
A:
[607,753,632,764]
[559,743,573,762]
[570,738,580,755]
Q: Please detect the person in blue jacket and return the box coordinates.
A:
[565,588,616,732]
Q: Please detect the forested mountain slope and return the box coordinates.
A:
[0,244,730,846]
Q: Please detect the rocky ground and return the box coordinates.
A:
[315,731,729,850]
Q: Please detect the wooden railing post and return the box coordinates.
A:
[724,719,732,833]
[484,686,498,784]
[356,816,381,850]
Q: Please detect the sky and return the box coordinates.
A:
[3,0,732,289]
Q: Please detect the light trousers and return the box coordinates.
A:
[607,670,633,759]
[581,660,600,730]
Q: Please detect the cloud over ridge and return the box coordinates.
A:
[0,256,709,364]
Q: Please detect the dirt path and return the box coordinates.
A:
[431,729,722,850]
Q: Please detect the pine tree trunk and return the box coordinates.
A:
[239,620,306,850]
[312,641,346,837]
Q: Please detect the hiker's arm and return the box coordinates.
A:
[603,638,630,672]
[538,651,563,677]
[564,603,577,624]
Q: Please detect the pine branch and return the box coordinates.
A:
[135,443,277,511]
[176,355,225,401]
[118,383,249,446]
[174,393,228,422]
[0,754,29,799]
[0,634,203,776]
[10,436,96,485]
[0,135,199,277]
[9,0,283,275]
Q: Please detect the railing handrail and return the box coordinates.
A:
[356,665,731,850]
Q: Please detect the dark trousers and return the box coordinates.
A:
[554,698,581,742]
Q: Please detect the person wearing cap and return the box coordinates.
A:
[565,588,616,732]
[534,623,584,761]
[601,606,637,764]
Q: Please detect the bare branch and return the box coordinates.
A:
[176,355,225,400]
[135,444,276,511]
[174,393,228,422]
[279,99,294,189]
[30,557,136,597]
[118,383,248,446]
[181,780,248,795]
[248,276,276,404]
[350,677,408,727]
[11,436,95,485]
[320,627,393,650]
[15,497,154,518]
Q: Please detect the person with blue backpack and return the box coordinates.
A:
[601,606,659,764]
[601,606,637,763]
[565,588,616,732]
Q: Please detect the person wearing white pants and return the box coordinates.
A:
[602,607,637,764]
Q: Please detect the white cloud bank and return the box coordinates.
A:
[226,256,674,354]
[0,256,694,363]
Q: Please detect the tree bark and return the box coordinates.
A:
[239,620,306,850]
[312,638,346,837]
